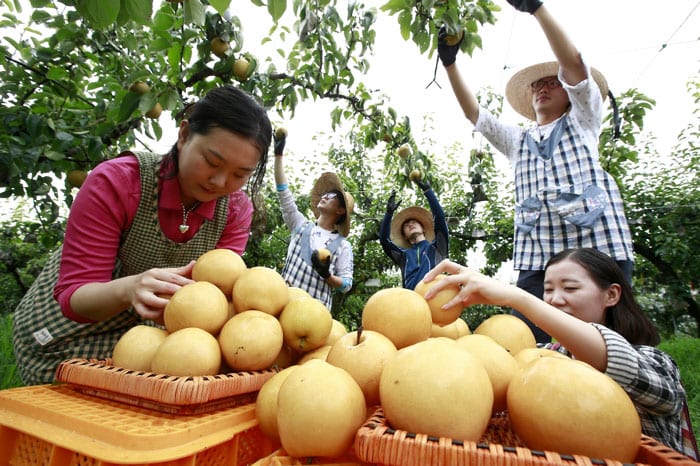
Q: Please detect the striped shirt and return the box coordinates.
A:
[546,324,697,459]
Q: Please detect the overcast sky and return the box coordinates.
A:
[187,0,698,170]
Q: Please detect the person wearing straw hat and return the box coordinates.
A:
[436,0,634,344]
[273,130,354,310]
[379,178,449,289]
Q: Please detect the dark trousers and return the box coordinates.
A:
[514,260,634,345]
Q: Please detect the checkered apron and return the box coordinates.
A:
[12,152,229,385]
[512,115,634,271]
[281,222,344,310]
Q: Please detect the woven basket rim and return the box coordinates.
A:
[54,358,277,409]
[354,407,695,466]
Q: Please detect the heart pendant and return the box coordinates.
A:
[179,224,190,234]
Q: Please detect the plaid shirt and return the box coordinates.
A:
[475,62,633,271]
[595,324,698,459]
[277,188,353,309]
[547,324,697,459]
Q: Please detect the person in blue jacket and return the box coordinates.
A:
[379,178,449,289]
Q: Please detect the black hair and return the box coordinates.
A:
[160,85,272,232]
[328,189,347,225]
[546,248,660,346]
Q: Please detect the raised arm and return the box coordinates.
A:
[438,26,480,125]
[273,128,288,186]
[418,181,449,257]
[511,1,586,85]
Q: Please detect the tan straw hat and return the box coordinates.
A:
[390,206,434,249]
[505,61,608,121]
[310,172,354,237]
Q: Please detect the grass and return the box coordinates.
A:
[1,313,23,389]
[658,336,700,440]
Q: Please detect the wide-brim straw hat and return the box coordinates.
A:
[505,61,608,121]
[310,172,354,237]
[390,206,434,249]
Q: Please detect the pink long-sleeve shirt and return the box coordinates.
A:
[55,153,254,322]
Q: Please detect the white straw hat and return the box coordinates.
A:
[505,61,608,121]
[310,172,354,237]
[390,206,434,249]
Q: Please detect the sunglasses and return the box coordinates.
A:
[320,192,339,200]
[530,77,561,92]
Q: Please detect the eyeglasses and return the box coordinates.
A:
[320,192,338,200]
[530,77,561,93]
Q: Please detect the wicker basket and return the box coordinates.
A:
[54,358,276,414]
[354,407,699,466]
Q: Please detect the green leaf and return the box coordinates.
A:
[46,66,69,81]
[183,0,206,26]
[209,0,231,17]
[122,0,153,26]
[153,9,175,31]
[75,0,121,30]
[267,0,286,22]
[44,151,65,161]
[118,92,141,122]
[398,10,411,41]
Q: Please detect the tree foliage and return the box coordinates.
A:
[0,0,698,336]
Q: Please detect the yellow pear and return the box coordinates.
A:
[508,357,641,462]
[473,313,536,355]
[455,333,518,413]
[192,248,247,298]
[163,281,229,335]
[112,325,168,371]
[232,266,289,316]
[150,327,221,376]
[218,310,283,371]
[361,287,432,349]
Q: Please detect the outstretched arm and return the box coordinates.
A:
[379,191,404,264]
[422,260,608,370]
[438,26,480,125]
[273,129,288,186]
[421,185,449,256]
[70,261,196,324]
[529,4,586,85]
[444,65,480,125]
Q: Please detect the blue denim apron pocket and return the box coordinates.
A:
[515,196,542,235]
[550,184,608,229]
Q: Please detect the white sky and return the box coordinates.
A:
[193,0,699,167]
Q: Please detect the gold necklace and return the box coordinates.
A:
[179,202,200,234]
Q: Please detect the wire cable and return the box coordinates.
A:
[635,1,700,85]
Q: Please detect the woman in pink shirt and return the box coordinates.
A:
[12,85,272,385]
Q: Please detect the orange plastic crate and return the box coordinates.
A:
[354,407,698,466]
[54,358,276,414]
[252,448,377,465]
[0,384,280,466]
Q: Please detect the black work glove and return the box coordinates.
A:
[311,249,331,279]
[506,0,542,14]
[273,129,286,156]
[437,25,464,67]
[386,190,401,214]
[414,178,430,191]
